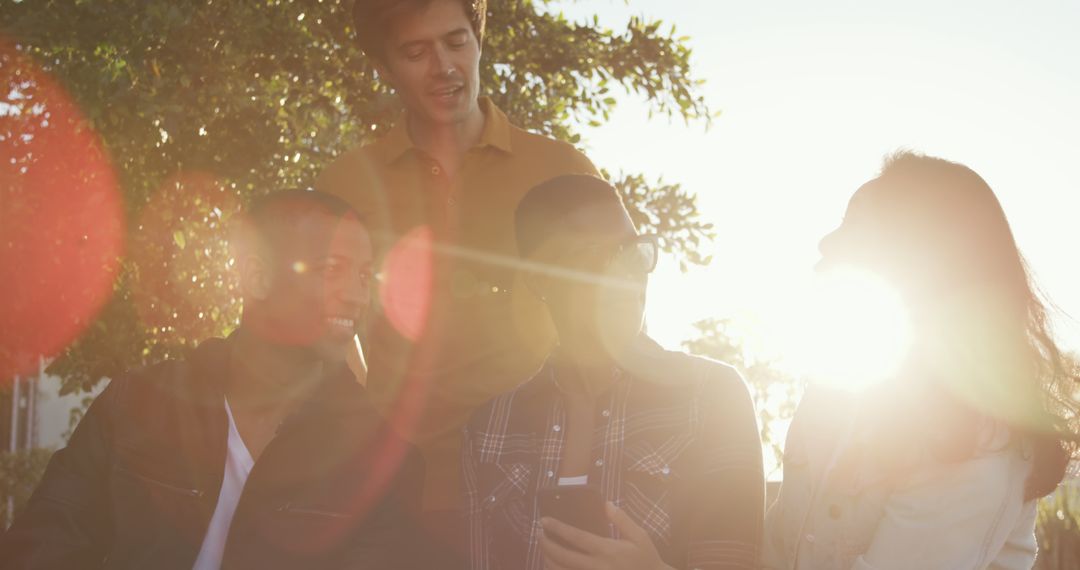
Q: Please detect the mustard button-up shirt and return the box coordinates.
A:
[316,98,598,510]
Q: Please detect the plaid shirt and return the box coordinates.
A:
[462,341,764,570]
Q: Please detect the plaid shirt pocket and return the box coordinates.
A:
[479,462,536,542]
[621,435,693,545]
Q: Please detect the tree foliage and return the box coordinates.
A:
[0,0,715,393]
[0,448,53,529]
[1036,483,1080,570]
[612,170,713,271]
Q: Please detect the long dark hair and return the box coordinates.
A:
[846,152,1077,499]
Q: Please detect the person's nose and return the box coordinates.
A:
[335,269,368,313]
[818,226,842,258]
[428,44,453,78]
[352,273,371,306]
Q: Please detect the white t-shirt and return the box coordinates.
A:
[192,399,255,570]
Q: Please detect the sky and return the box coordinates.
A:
[552,0,1080,366]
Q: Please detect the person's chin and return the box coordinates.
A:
[315,337,351,363]
[424,108,464,127]
[424,97,473,124]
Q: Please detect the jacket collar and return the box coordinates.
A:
[186,332,373,420]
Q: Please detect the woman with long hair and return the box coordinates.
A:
[763,151,1078,569]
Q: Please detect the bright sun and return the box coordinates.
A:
[771,267,913,392]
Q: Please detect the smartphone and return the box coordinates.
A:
[537,484,610,547]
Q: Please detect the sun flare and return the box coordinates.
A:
[774,267,913,392]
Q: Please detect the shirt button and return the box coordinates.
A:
[488,496,496,503]
[547,470,555,478]
[601,409,611,418]
[805,534,816,543]
[594,459,604,467]
[661,465,671,475]
[552,425,561,432]
[431,165,441,175]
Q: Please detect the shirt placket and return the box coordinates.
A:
[540,396,567,487]
[526,392,566,570]
[597,381,625,530]
[424,160,445,226]
[424,156,465,235]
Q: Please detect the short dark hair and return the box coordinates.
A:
[514,174,625,259]
[237,189,362,264]
[351,0,487,61]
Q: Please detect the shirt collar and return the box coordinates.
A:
[523,349,624,401]
[526,335,683,397]
[378,96,513,164]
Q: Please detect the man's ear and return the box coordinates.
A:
[231,219,273,301]
[523,268,551,303]
[238,253,273,302]
[373,60,395,89]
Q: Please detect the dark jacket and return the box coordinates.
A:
[0,336,424,569]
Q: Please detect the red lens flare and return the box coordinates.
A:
[379,225,435,342]
[0,41,123,383]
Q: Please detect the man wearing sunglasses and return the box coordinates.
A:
[461,174,764,570]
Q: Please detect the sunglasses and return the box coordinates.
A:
[562,235,660,276]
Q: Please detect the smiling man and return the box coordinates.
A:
[316,0,599,563]
[0,190,423,570]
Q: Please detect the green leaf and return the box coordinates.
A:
[172,230,186,250]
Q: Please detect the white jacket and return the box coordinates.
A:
[762,388,1037,570]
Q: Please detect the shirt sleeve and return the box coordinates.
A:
[685,365,765,569]
[0,381,117,568]
[314,148,378,217]
[760,444,798,570]
[853,449,1033,570]
[461,422,492,570]
[567,144,601,177]
[760,386,829,570]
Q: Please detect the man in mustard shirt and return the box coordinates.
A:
[316,0,598,563]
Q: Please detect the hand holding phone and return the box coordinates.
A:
[540,498,672,570]
[537,484,609,542]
